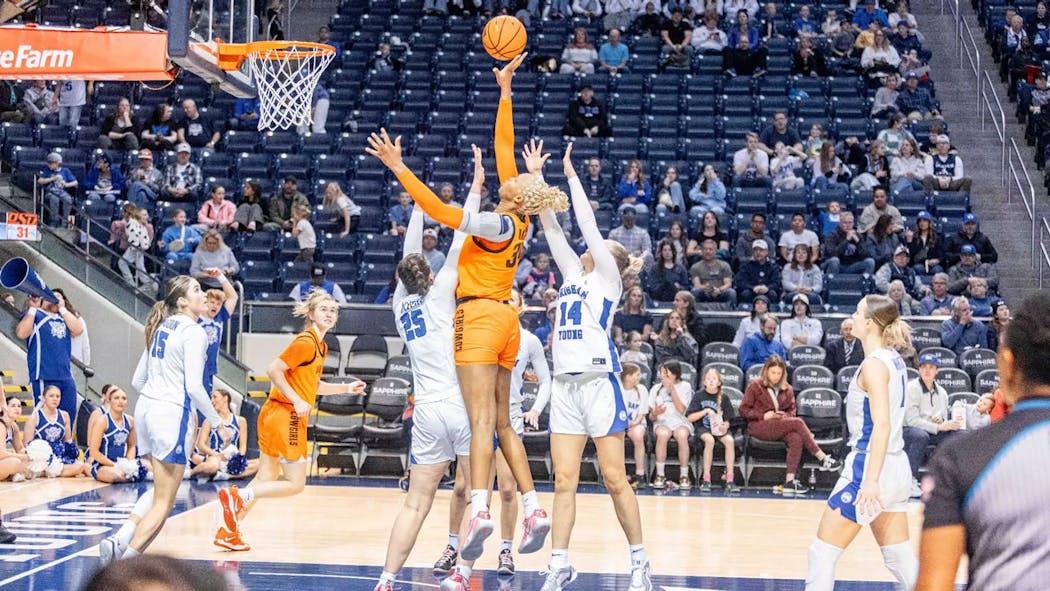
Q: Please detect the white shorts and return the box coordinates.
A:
[509,402,524,436]
[827,449,911,526]
[134,397,194,466]
[410,396,471,466]
[653,416,694,436]
[549,372,629,437]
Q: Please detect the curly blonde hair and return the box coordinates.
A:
[520,178,569,215]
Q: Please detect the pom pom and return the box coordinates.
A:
[26,439,53,474]
[46,456,64,478]
[62,441,80,462]
[221,444,239,460]
[115,457,137,478]
[225,453,248,476]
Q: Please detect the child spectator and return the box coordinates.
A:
[230,180,266,233]
[112,205,154,290]
[290,203,316,263]
[966,393,994,430]
[524,253,557,300]
[648,361,694,490]
[687,368,739,493]
[621,364,650,489]
[620,331,650,368]
[159,209,201,264]
[322,182,361,238]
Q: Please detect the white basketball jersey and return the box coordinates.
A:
[846,348,907,453]
[552,272,622,375]
[138,315,207,411]
[510,329,544,408]
[393,286,459,405]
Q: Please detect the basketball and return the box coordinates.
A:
[482,15,527,61]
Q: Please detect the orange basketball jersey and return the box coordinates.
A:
[269,327,326,408]
[457,213,529,301]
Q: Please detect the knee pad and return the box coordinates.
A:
[880,541,918,589]
[805,538,844,591]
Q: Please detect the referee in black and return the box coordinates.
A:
[917,292,1050,590]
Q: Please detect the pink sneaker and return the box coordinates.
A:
[373,583,394,591]
[439,572,469,591]
[458,511,494,560]
[517,508,551,554]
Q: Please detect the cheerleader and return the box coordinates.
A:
[193,389,258,481]
[22,385,88,477]
[16,289,84,425]
[0,398,28,481]
[87,386,138,483]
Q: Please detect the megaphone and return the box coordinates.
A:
[0,257,58,304]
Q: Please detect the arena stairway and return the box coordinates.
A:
[915,1,1047,303]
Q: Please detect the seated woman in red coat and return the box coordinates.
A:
[740,355,842,496]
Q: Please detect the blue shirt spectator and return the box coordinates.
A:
[727,26,760,50]
[739,319,787,370]
[160,216,202,262]
[793,15,818,36]
[388,191,414,235]
[598,31,630,71]
[940,298,989,354]
[84,154,126,203]
[853,3,890,30]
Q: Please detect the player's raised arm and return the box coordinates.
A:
[493,53,527,183]
[563,143,619,286]
[403,206,425,258]
[525,139,580,277]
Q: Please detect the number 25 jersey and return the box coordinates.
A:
[393,281,459,405]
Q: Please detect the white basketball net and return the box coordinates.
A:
[245,43,335,131]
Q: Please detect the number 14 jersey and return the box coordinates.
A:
[551,270,622,376]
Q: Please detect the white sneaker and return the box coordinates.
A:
[910,479,922,498]
[213,471,231,481]
[539,565,577,591]
[183,467,192,480]
[98,536,124,565]
[628,561,652,591]
[11,473,25,483]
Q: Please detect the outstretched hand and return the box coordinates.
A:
[562,142,577,179]
[493,52,528,94]
[470,143,485,187]
[522,138,550,175]
[365,128,405,173]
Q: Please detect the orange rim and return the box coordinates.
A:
[216,40,335,70]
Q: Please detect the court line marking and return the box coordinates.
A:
[247,571,440,588]
[0,485,216,588]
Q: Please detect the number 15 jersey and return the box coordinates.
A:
[551,271,622,376]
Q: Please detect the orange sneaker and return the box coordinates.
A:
[213,526,250,552]
[217,486,245,532]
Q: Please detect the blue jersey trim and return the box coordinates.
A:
[160,393,193,465]
[962,419,1050,512]
[606,373,629,435]
[856,396,873,451]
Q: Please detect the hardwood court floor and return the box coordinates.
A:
[0,478,968,590]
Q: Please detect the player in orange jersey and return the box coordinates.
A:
[368,54,568,577]
[212,290,364,551]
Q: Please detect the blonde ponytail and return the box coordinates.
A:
[521,178,569,214]
[144,301,169,348]
[146,275,201,347]
[882,317,915,358]
[862,294,915,357]
[605,239,646,280]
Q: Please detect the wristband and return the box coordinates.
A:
[58,307,68,315]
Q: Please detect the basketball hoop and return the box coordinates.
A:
[217,40,335,131]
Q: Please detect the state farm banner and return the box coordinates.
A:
[0,25,173,80]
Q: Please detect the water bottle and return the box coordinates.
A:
[951,400,967,430]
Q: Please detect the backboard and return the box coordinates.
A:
[167,0,258,98]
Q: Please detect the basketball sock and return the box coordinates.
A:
[115,522,137,546]
[130,489,154,520]
[655,462,665,476]
[500,539,513,552]
[550,549,569,570]
[805,538,844,591]
[240,487,255,503]
[880,541,918,589]
[448,533,459,551]
[629,544,647,566]
[455,565,473,579]
[121,546,141,559]
[470,489,488,516]
[379,571,397,584]
[521,490,540,514]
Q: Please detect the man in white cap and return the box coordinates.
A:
[37,152,77,227]
[162,143,203,202]
[127,148,164,208]
[421,228,445,273]
[922,134,972,192]
[733,238,782,302]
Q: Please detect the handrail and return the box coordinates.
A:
[980,72,1007,184]
[962,19,981,115]
[1006,138,1038,267]
[1040,217,1050,288]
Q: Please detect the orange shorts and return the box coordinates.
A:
[257,399,308,462]
[453,298,520,370]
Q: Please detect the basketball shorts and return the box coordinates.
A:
[134,397,194,466]
[827,449,911,526]
[257,399,308,463]
[410,396,471,465]
[453,298,520,370]
[509,402,525,436]
[549,372,629,437]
